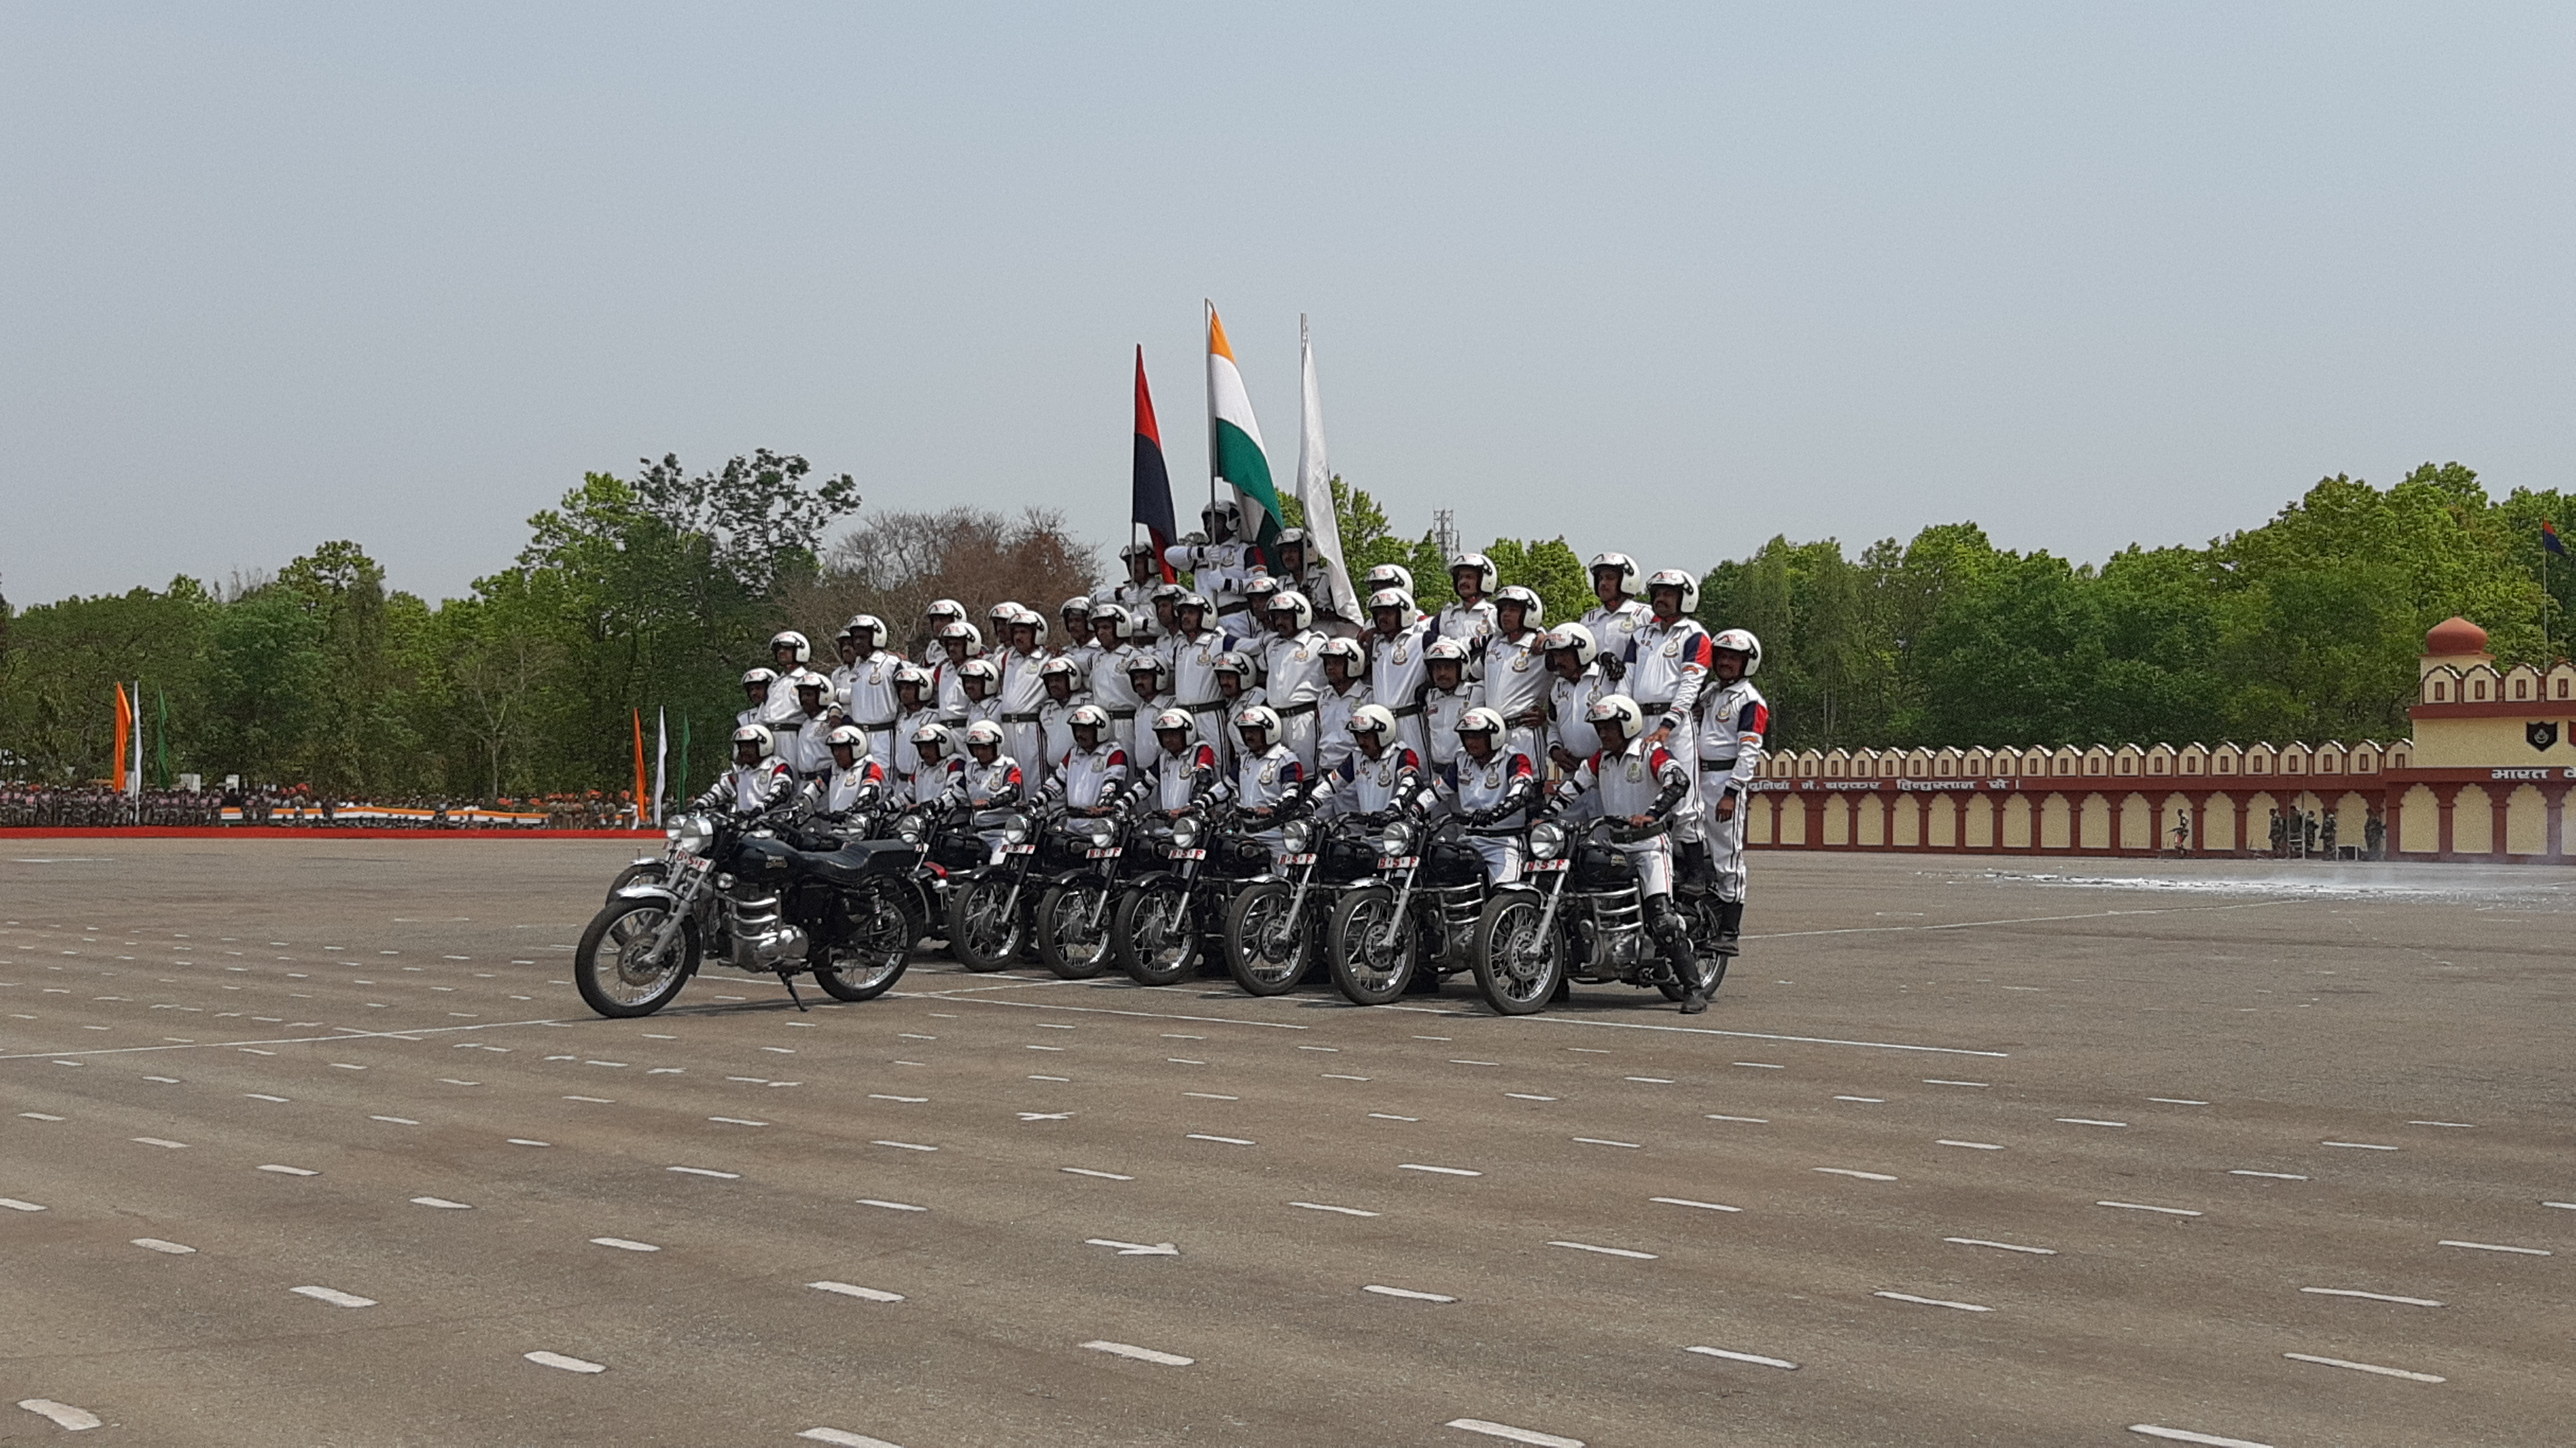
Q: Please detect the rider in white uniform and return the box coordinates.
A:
[1314,638,1371,778]
[1441,706,1539,887]
[1694,628,1768,965]
[1035,705,1130,816]
[692,725,797,817]
[802,724,889,834]
[1546,695,1707,1014]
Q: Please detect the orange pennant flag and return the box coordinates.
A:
[113,685,134,793]
[632,708,648,826]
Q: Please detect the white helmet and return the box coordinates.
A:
[1233,704,1282,742]
[1061,595,1094,620]
[1177,592,1213,619]
[1244,575,1283,608]
[823,723,868,753]
[1119,540,1158,562]
[1090,604,1133,642]
[911,721,952,757]
[1423,636,1469,667]
[1150,706,1197,739]
[1349,703,1396,737]
[1585,694,1646,740]
[1275,526,1310,553]
[958,658,1000,690]
[843,613,887,643]
[1265,589,1314,631]
[936,620,982,656]
[1644,568,1699,614]
[1067,703,1112,733]
[1202,498,1241,530]
[1710,627,1763,676]
[1541,622,1598,668]
[1493,585,1544,628]
[1455,706,1506,738]
[769,630,812,665]
[1587,552,1640,595]
[1364,563,1414,596]
[740,666,779,691]
[731,723,775,754]
[1014,610,1048,643]
[1449,552,1497,593]
[962,719,1006,751]
[1125,654,1170,692]
[925,598,967,627]
[892,662,932,691]
[1367,586,1414,618]
[1039,657,1084,691]
[1211,650,1261,684]
[1318,636,1368,675]
[791,669,834,703]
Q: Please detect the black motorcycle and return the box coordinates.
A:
[1470,817,1712,1015]
[945,805,1075,971]
[1033,809,1139,979]
[1326,814,1504,1006]
[572,810,923,1018]
[1221,812,1381,996]
[1110,806,1268,987]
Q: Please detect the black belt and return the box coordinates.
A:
[1699,758,1738,773]
[1001,711,1042,724]
[1217,602,1249,615]
[1639,699,1673,713]
[1387,703,1424,719]
[1182,699,1224,711]
[1275,700,1318,718]
[856,717,897,730]
[1106,707,1137,720]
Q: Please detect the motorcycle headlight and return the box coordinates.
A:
[1171,815,1202,850]
[674,815,714,854]
[1527,820,1565,860]
[896,814,925,845]
[1088,820,1117,850]
[1379,820,1414,856]
[1280,818,1313,855]
[1000,812,1031,845]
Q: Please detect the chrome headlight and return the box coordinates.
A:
[1171,815,1202,850]
[1378,820,1414,856]
[1000,812,1031,845]
[673,814,714,854]
[1280,818,1313,855]
[896,814,926,845]
[1087,820,1116,850]
[1527,820,1565,860]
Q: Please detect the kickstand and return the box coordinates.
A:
[779,972,810,1012]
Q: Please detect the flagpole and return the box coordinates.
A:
[1203,300,1219,538]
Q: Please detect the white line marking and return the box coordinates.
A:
[868,1094,927,1103]
[1370,1113,1419,1121]
[369,1116,420,1125]
[1550,1240,1657,1259]
[1085,1237,1179,1256]
[244,1092,290,1102]
[0,1198,43,1212]
[1444,1418,1583,1447]
[507,1138,550,1147]
[1400,1163,1482,1176]
[1573,1137,1640,1149]
[858,1199,926,1212]
[1449,1059,1500,1066]
[590,1237,659,1252]
[2302,1287,2442,1307]
[1028,1074,1069,1081]
[2321,1141,2396,1151]
[871,1140,937,1151]
[1734,1061,1782,1069]
[1652,1197,1742,1212]
[1686,1345,1798,1369]
[1924,1079,1988,1087]
[1947,1237,2055,1255]
[20,1112,65,1121]
[2057,1118,2127,1127]
[1814,1167,1896,1181]
[2128,1427,2273,1448]
[2229,1170,2308,1180]
[2409,1120,2475,1128]
[132,1136,186,1149]
[1706,1114,1769,1124]
[2148,1098,2210,1106]
[1182,1092,1237,1101]
[1937,1140,2004,1151]
[291,1285,377,1307]
[1082,1339,1192,1366]
[1504,1092,1555,1101]
[1292,1202,1380,1217]
[2546,1201,2576,1211]
[2099,1201,2201,1216]
[131,1238,194,1254]
[257,1164,318,1176]
[410,1197,473,1209]
[2282,1352,2443,1383]
[16,1400,103,1431]
[708,1116,770,1126]
[1364,1284,1455,1302]
[1062,1168,1132,1181]
[809,1282,904,1302]
[800,1428,905,1448]
[667,1166,739,1179]
[1321,1073,1370,1081]
[562,1096,614,1104]
[1185,1133,1253,1145]
[2440,1239,2549,1255]
[524,1351,605,1373]
[1625,1076,1673,1083]
[1834,1095,1885,1103]
[1875,1290,1990,1311]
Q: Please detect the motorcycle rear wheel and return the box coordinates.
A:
[1036,883,1113,979]
[1328,886,1416,1006]
[946,878,1022,972]
[574,898,698,1018]
[814,887,914,1002]
[1223,881,1310,996]
[1113,880,1198,986]
[1472,893,1562,1016]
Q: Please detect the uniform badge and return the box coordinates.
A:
[1260,763,1278,785]
[1626,759,1644,783]
[1484,767,1502,789]
[1294,647,1310,661]
[1393,644,1410,666]
[1662,639,1680,657]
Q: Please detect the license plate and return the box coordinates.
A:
[1007,844,1038,855]
[1281,853,1317,866]
[1376,856,1418,870]
[683,855,712,874]
[1173,848,1208,860]
[1086,847,1122,859]
[1527,859,1569,872]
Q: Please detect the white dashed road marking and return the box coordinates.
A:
[1937,1140,2003,1151]
[1875,1290,1991,1312]
[1400,1164,1481,1176]
[291,1285,377,1307]
[2302,1287,2441,1307]
[132,1137,186,1149]
[131,1238,195,1254]
[1062,1168,1132,1181]
[1292,1201,1380,1217]
[2128,1427,2273,1448]
[16,1399,103,1431]
[2229,1170,2307,1181]
[2439,1239,2548,1255]
[1082,1339,1192,1366]
[1549,1240,1656,1260]
[1652,1197,1742,1212]
[1364,1284,1456,1302]
[1947,1237,2055,1255]
[668,1166,739,1179]
[590,1237,659,1252]
[1444,1419,1584,1448]
[809,1282,904,1302]
[1814,1167,1896,1182]
[410,1197,473,1209]
[525,1351,606,1374]
[1686,1345,1798,1369]
[872,1141,937,1152]
[858,1199,926,1212]
[0,1197,47,1212]
[800,1430,906,1448]
[2099,1201,2201,1217]
[2282,1352,2443,1383]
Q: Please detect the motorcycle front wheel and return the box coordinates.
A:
[1472,893,1563,1016]
[1036,882,1113,979]
[815,886,915,1002]
[1113,880,1198,986]
[1328,885,1416,1006]
[1223,880,1311,996]
[946,877,1022,972]
[574,897,699,1018]
[605,860,667,904]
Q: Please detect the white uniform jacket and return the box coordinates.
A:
[694,757,796,817]
[1367,621,1434,755]
[805,757,888,818]
[1324,744,1428,819]
[1043,740,1130,812]
[1262,628,1330,768]
[1621,615,1712,737]
[835,651,905,762]
[1316,680,1369,777]
[1695,679,1771,790]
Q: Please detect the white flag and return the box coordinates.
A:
[129,680,144,803]
[652,708,669,827]
[1295,316,1359,623]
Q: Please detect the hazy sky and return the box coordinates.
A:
[5,4,2572,606]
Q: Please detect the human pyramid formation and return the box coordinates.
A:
[695,500,1770,1011]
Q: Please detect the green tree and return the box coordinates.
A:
[1484,537,1591,628]
[199,593,326,784]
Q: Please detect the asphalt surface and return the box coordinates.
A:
[4,841,2573,1448]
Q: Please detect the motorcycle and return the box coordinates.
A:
[571,810,924,1018]
[1469,816,1711,1015]
[1221,812,1380,996]
[1326,814,1506,1006]
[943,805,1058,971]
[1032,809,1139,979]
[1110,806,1268,987]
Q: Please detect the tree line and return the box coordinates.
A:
[0,457,2565,797]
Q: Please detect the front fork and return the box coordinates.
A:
[1527,873,1570,964]
[1274,860,1320,956]
[1375,861,1424,955]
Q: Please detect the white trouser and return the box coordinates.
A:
[1465,835,1523,888]
[1615,835,1673,900]
[1276,708,1318,770]
[1701,778,1748,903]
[1003,722,1046,784]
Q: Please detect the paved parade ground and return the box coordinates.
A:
[4,842,2572,1447]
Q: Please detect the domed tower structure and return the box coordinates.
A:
[2419,615,2490,679]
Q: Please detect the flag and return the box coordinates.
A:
[156,689,170,790]
[679,716,692,805]
[1132,347,1179,581]
[631,709,649,825]
[1295,315,1361,622]
[652,707,669,827]
[1205,302,1284,548]
[113,684,133,793]
[2546,521,2567,557]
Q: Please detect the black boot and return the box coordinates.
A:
[1715,900,1744,956]
[1679,839,1717,891]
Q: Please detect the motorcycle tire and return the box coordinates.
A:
[1328,885,1416,1006]
[1036,882,1113,980]
[1114,880,1199,986]
[813,887,914,1002]
[1223,880,1311,996]
[606,860,667,904]
[573,897,699,1019]
[946,878,1023,972]
[1471,892,1563,1016]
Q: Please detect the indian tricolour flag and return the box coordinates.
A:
[1205,301,1285,546]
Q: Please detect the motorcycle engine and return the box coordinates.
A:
[726,892,810,970]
